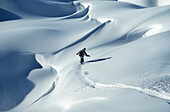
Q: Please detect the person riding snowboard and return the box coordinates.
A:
[76,48,90,64]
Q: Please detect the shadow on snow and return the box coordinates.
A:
[85,57,112,63]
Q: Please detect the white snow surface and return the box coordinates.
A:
[0,0,170,112]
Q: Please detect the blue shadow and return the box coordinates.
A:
[0,52,41,111]
[85,57,112,63]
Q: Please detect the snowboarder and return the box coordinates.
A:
[76,48,90,64]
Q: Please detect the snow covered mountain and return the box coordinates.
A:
[0,0,170,112]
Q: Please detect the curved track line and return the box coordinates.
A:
[80,65,170,102]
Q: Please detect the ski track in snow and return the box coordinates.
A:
[1,0,170,111]
[79,64,170,103]
[25,61,170,111]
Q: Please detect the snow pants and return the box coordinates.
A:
[80,57,84,64]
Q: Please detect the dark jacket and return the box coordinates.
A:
[77,49,90,57]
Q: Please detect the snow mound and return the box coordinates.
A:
[0,0,170,112]
[0,0,77,18]
[0,8,20,22]
[0,52,41,111]
[118,0,170,7]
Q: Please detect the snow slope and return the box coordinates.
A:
[0,0,170,112]
[118,0,170,7]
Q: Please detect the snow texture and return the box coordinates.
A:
[0,0,170,112]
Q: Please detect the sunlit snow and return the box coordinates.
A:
[0,0,170,112]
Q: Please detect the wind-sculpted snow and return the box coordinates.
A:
[62,6,89,20]
[118,0,170,7]
[0,0,170,112]
[0,8,21,22]
[0,52,41,111]
[0,0,77,18]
